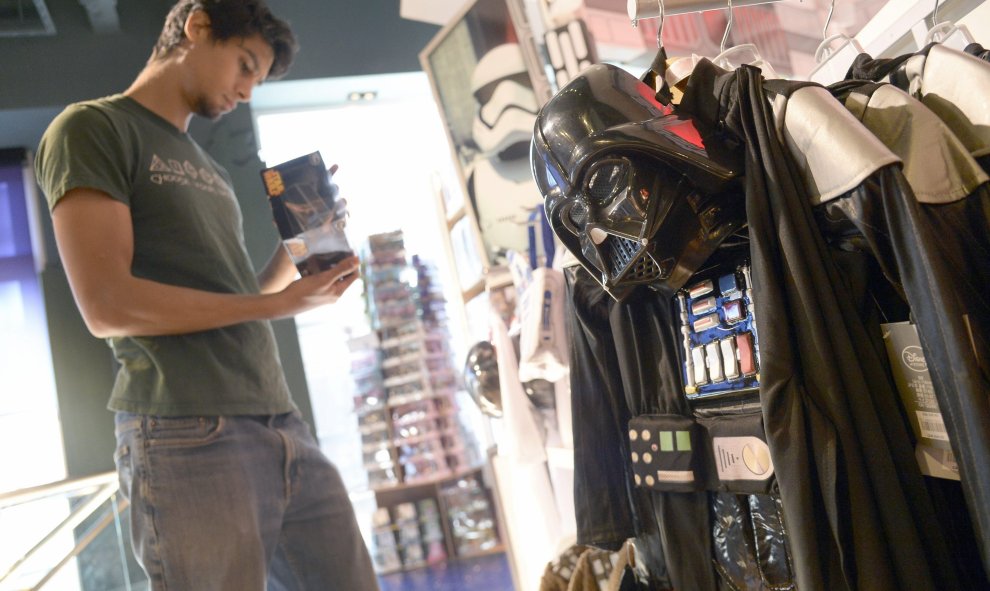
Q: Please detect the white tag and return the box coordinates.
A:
[916,410,950,442]
[712,436,774,481]
[656,470,695,483]
[916,444,960,481]
[881,322,953,450]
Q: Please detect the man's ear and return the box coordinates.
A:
[182,9,212,43]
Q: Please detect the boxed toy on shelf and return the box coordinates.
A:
[417,498,448,564]
[370,507,402,573]
[352,230,478,487]
[439,475,500,558]
[347,332,400,489]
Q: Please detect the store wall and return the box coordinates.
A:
[0,0,440,478]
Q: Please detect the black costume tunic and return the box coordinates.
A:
[563,57,983,590]
[675,60,960,591]
[838,50,990,576]
[566,262,792,591]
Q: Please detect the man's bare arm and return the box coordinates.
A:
[52,188,359,338]
[257,243,298,294]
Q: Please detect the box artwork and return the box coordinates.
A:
[261,151,353,276]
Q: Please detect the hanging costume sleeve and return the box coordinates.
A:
[817,81,990,585]
[678,59,961,591]
[564,268,675,589]
[563,266,642,550]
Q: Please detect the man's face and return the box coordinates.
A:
[183,32,274,120]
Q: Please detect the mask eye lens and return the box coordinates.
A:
[586,159,627,204]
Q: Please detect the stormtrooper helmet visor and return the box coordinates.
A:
[531,63,744,300]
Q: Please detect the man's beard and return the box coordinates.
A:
[193,96,224,121]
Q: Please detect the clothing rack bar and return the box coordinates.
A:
[627,0,783,21]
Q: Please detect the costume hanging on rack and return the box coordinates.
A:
[531,39,987,590]
[770,79,990,589]
[848,44,990,171]
[675,59,962,591]
[830,47,990,577]
[536,62,797,591]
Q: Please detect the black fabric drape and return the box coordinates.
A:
[564,265,641,549]
[846,43,938,84]
[609,286,719,590]
[678,60,960,591]
[819,80,990,584]
[817,170,990,590]
[563,267,674,590]
[965,42,990,62]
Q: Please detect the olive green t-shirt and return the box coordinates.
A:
[35,94,295,416]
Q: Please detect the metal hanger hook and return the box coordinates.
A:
[656,0,665,48]
[720,0,734,53]
[823,0,835,40]
[932,0,941,28]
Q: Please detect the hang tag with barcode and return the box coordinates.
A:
[881,321,958,480]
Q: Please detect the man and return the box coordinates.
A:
[34,1,379,589]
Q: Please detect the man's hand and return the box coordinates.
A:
[274,255,360,316]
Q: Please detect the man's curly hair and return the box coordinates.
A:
[152,0,298,80]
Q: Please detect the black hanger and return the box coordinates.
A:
[637,1,674,105]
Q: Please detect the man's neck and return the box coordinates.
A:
[124,62,194,133]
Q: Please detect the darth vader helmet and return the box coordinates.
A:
[531,63,745,301]
[463,341,502,418]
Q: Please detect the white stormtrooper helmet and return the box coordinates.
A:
[470,43,540,158]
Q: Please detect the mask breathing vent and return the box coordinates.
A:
[607,235,639,276]
[605,235,662,283]
[628,253,662,282]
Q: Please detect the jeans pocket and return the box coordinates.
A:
[145,416,225,448]
[113,442,134,502]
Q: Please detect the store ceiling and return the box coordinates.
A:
[0,0,118,36]
[0,0,935,81]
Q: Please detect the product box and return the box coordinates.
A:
[260,151,352,276]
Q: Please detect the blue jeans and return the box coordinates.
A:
[113,411,379,591]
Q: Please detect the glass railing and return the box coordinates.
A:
[0,473,148,591]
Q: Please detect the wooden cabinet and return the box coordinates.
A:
[370,466,503,573]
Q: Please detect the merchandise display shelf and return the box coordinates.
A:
[371,466,502,573]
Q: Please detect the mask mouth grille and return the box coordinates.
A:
[604,236,661,283]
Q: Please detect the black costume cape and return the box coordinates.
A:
[834,57,990,577]
[677,60,960,591]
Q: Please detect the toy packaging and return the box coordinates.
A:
[261,151,352,276]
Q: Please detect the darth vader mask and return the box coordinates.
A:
[463,341,502,418]
[531,63,745,301]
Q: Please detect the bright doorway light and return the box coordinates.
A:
[251,71,473,477]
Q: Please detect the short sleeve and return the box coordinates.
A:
[35,102,135,212]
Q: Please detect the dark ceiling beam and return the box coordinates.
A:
[78,0,119,33]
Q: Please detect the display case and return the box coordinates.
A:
[371,466,502,574]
